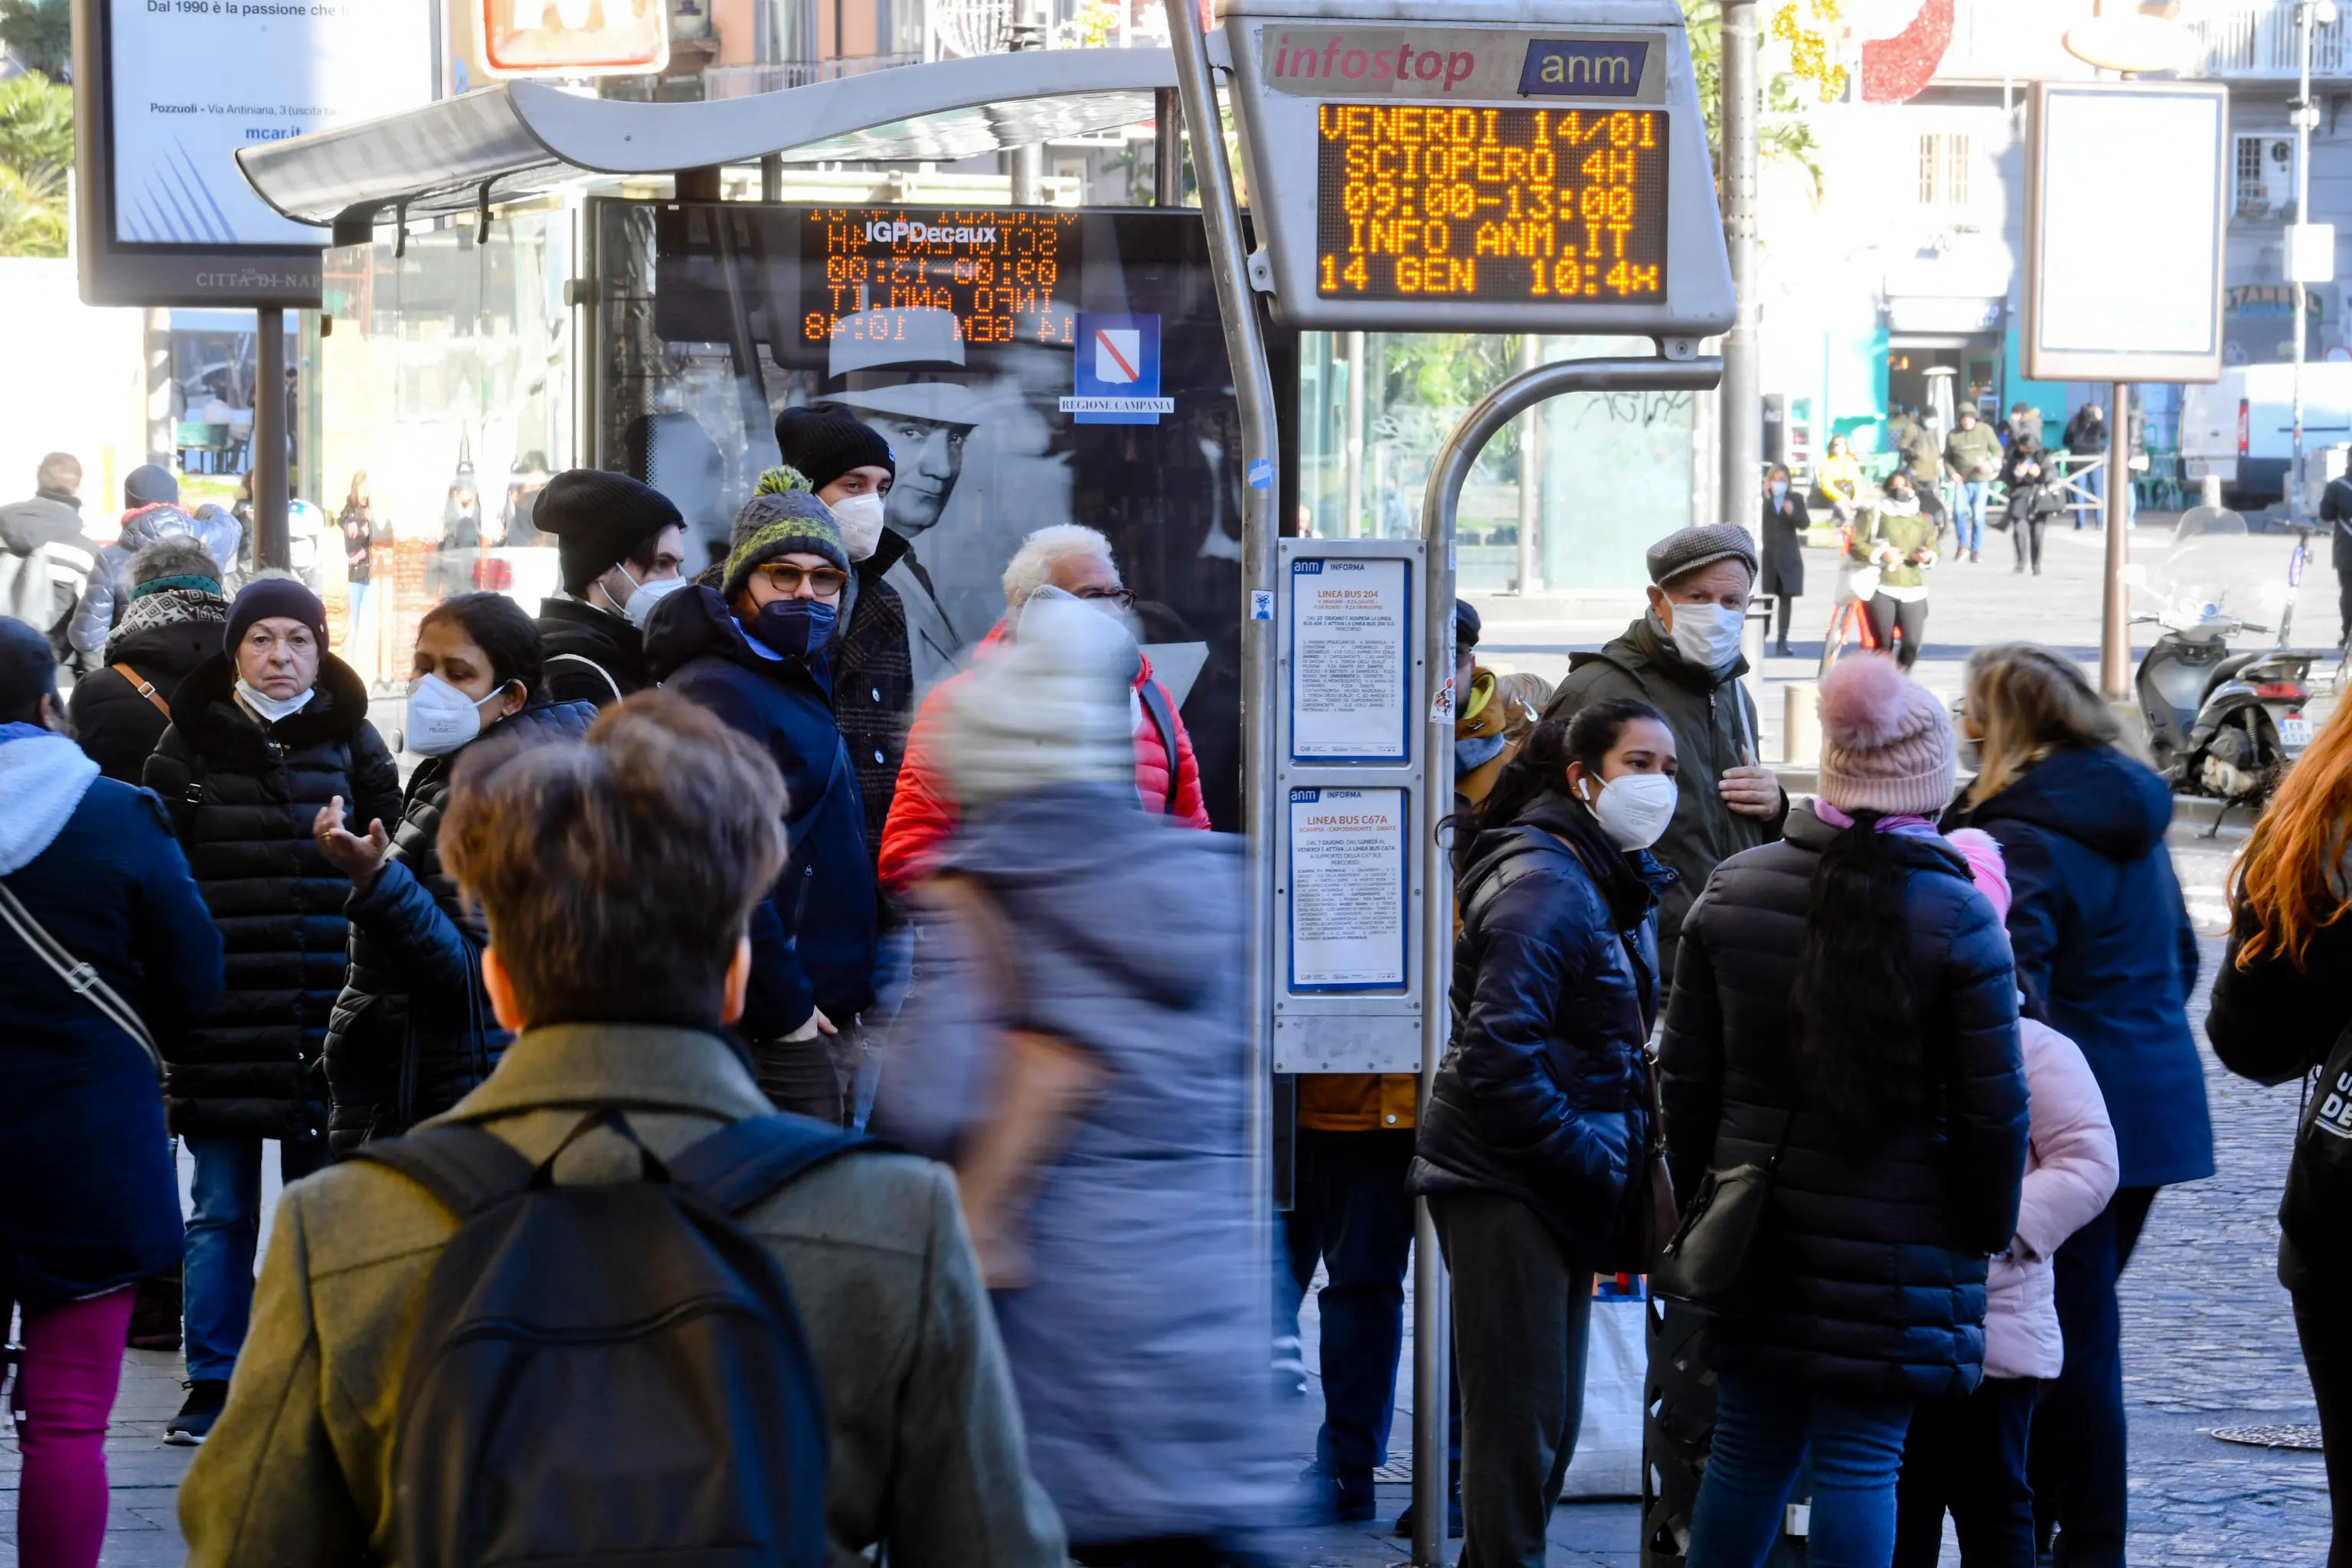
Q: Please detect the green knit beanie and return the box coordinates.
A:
[722,488,848,601]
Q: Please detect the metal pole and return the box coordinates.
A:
[254,306,289,572]
[1008,0,1047,204]
[1515,334,1542,593]
[2292,0,2314,528]
[1416,352,1725,1568]
[1344,330,1366,537]
[1719,0,1761,524]
[1167,0,1281,1455]
[2100,381,2132,698]
[1153,88,1183,207]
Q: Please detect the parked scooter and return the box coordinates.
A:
[2130,507,2331,822]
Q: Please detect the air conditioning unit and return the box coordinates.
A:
[2238,135,2298,219]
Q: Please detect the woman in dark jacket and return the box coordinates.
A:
[645,491,877,1125]
[139,577,401,1442]
[1665,654,2027,1566]
[2205,696,2352,1568]
[1946,642,2211,1567]
[66,537,227,783]
[315,593,595,1155]
[1408,699,1678,1566]
[1999,435,2057,576]
[1761,463,1808,657]
[0,618,221,1566]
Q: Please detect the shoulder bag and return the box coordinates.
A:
[1648,1107,1795,1310]
[0,876,165,1078]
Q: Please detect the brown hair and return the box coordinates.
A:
[1962,642,2119,807]
[2233,694,2352,970]
[440,691,789,1028]
[36,452,80,495]
[1489,671,1553,745]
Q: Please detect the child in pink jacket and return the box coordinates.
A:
[1894,828,2122,1566]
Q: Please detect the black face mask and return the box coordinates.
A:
[749,598,837,659]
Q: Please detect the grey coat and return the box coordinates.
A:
[876,782,1289,1547]
[178,1024,1067,1568]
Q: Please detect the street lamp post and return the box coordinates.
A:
[2292,0,2318,528]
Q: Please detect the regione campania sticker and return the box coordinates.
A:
[1062,313,1174,425]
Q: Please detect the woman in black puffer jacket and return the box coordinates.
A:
[1408,699,1679,1565]
[1664,655,2027,1568]
[140,577,402,1432]
[316,593,595,1154]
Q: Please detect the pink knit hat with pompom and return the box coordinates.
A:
[1816,655,1956,815]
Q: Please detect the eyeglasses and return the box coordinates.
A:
[1073,586,1136,609]
[754,562,849,597]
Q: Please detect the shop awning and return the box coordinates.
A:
[235,47,1180,230]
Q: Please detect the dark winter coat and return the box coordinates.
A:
[322,700,597,1155]
[1540,616,1785,985]
[142,654,401,1143]
[1659,804,2030,1400]
[70,503,242,657]
[2001,439,2059,526]
[2208,900,2352,1293]
[646,585,877,1029]
[1760,490,1808,599]
[837,530,916,883]
[536,596,648,707]
[67,609,225,784]
[0,725,221,1316]
[1945,744,2214,1189]
[2062,410,2109,456]
[1409,792,1674,1268]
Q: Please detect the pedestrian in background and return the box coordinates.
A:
[1540,523,1785,987]
[180,693,1067,1568]
[647,492,875,1124]
[531,469,689,707]
[1853,471,1936,672]
[2062,403,2109,529]
[0,616,222,1568]
[2207,694,2352,1568]
[1945,644,2213,1568]
[1894,828,2119,1568]
[66,538,227,784]
[0,453,101,668]
[1761,463,1808,657]
[337,473,373,653]
[1410,699,1679,1567]
[1664,654,2028,1567]
[68,466,234,660]
[318,593,595,1152]
[877,596,1286,1566]
[2319,470,2352,648]
[1945,405,2004,564]
[1815,433,1864,528]
[1455,599,1513,806]
[1999,433,2057,577]
[140,577,400,1444]
[1901,408,1951,542]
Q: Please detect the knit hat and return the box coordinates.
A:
[225,574,328,652]
[123,463,178,508]
[536,469,685,593]
[775,408,896,493]
[720,489,848,602]
[939,594,1136,808]
[0,613,55,719]
[1455,598,1481,649]
[1945,827,2012,923]
[1815,655,1956,816]
[1646,522,1758,586]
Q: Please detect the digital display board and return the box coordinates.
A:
[798,207,1080,350]
[1315,105,1668,302]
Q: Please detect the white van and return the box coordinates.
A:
[2182,362,2352,508]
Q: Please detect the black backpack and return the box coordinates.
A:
[350,1109,873,1568]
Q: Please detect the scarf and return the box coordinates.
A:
[1811,798,1941,840]
[105,585,227,662]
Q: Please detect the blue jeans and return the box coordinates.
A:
[182,1134,328,1381]
[1687,1369,1916,1568]
[2029,1186,2155,1568]
[1956,482,1988,553]
[1279,1128,1417,1476]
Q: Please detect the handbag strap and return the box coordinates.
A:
[0,876,164,1078]
[112,663,170,720]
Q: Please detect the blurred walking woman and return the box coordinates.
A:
[1761,465,1808,658]
[1852,470,1936,671]
[2207,695,2352,1568]
[317,593,595,1152]
[0,618,222,1568]
[1408,698,1680,1566]
[1665,655,2027,1567]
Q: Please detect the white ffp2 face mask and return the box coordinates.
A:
[1580,771,1679,851]
[406,671,503,756]
[620,570,689,630]
[235,678,315,725]
[828,491,887,561]
[1666,601,1747,671]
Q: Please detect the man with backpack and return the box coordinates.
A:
[178,691,1067,1568]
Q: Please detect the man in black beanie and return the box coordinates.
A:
[775,407,915,1127]
[531,469,687,707]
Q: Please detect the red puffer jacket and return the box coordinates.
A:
[878,621,1212,893]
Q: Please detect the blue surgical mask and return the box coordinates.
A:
[1769,481,1788,501]
[747,598,838,660]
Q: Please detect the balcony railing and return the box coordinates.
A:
[2188,2,2350,77]
[1935,0,2352,83]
